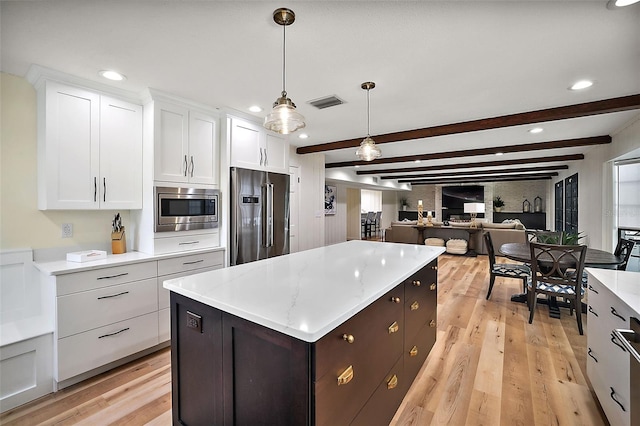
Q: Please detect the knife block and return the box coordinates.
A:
[111,227,126,254]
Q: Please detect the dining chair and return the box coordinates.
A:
[528,243,587,335]
[581,238,636,288]
[361,211,376,239]
[373,211,382,238]
[483,232,531,300]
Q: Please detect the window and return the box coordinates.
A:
[564,173,578,234]
[554,180,563,232]
[361,189,382,213]
[616,159,640,229]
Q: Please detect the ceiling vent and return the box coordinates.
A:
[308,95,345,109]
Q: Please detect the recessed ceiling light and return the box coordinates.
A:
[414,160,421,164]
[99,70,126,81]
[495,152,504,156]
[529,127,544,134]
[298,133,309,139]
[354,165,360,168]
[569,80,593,91]
[607,0,640,8]
[249,106,262,113]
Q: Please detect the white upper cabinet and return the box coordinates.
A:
[229,117,289,174]
[153,101,219,185]
[37,80,142,210]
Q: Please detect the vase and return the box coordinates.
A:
[494,207,503,212]
[402,205,407,211]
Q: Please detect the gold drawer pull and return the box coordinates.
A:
[410,346,418,357]
[337,365,354,386]
[430,320,436,328]
[411,301,420,311]
[387,374,398,390]
[431,265,438,270]
[342,334,355,344]
[430,283,436,291]
[388,321,399,334]
[412,280,421,287]
[390,296,401,303]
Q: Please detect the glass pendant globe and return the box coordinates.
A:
[356,136,382,161]
[264,101,306,135]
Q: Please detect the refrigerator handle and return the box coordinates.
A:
[231,169,239,265]
[262,183,274,248]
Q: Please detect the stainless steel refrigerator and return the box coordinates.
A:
[230,167,290,266]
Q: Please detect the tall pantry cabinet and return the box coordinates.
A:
[31,78,143,210]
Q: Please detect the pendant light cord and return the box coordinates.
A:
[367,88,371,137]
[282,24,287,97]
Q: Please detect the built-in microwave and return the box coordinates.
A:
[154,186,219,232]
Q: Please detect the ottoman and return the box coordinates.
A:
[446,238,468,255]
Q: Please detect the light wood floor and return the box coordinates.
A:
[0,254,607,425]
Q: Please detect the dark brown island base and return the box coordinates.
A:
[170,258,438,425]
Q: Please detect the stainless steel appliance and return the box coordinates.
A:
[154,186,219,232]
[614,317,640,425]
[230,167,289,265]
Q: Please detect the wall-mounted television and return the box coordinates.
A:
[442,185,484,209]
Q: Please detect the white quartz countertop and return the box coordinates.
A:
[164,240,445,342]
[586,268,640,316]
[34,247,225,276]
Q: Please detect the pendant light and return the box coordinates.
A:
[356,82,381,161]
[264,8,306,135]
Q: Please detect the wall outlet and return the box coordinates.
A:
[61,223,73,238]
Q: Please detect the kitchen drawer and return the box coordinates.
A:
[588,286,633,331]
[57,278,157,338]
[404,278,436,343]
[56,261,157,296]
[404,319,436,392]
[314,288,404,426]
[157,250,224,277]
[404,261,437,309]
[315,285,404,381]
[57,311,158,381]
[351,356,404,426]
[590,360,630,426]
[153,232,220,255]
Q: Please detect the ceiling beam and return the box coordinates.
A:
[297,94,640,155]
[379,164,569,180]
[325,135,608,168]
[356,153,584,175]
[404,173,558,185]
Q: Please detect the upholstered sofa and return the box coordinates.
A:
[384,220,526,255]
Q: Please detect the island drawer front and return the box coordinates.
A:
[314,285,404,381]
[588,281,634,331]
[404,259,437,309]
[589,358,630,426]
[404,281,437,343]
[351,356,404,426]
[57,311,159,381]
[157,250,224,277]
[404,320,436,390]
[57,277,158,338]
[314,291,404,426]
[56,261,157,296]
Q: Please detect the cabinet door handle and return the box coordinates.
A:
[387,374,398,390]
[588,284,598,294]
[588,305,598,317]
[430,283,437,291]
[388,321,399,334]
[264,148,268,166]
[94,177,97,202]
[184,155,188,177]
[429,320,436,328]
[431,265,438,271]
[97,291,129,300]
[97,272,129,280]
[342,334,355,344]
[610,306,625,321]
[337,365,354,386]
[587,347,598,363]
[610,331,627,352]
[411,301,420,311]
[103,177,106,202]
[183,259,204,265]
[259,148,264,166]
[412,280,421,287]
[390,296,401,303]
[610,387,626,412]
[410,346,418,357]
[189,156,194,177]
[98,327,130,339]
[178,241,200,246]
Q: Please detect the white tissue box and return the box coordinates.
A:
[66,250,107,263]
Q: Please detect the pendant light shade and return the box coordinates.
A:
[356,82,381,161]
[264,8,306,135]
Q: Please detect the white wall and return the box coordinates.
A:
[554,114,640,251]
[324,182,348,245]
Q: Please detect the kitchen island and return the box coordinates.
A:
[164,240,444,425]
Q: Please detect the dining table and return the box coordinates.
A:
[498,242,625,317]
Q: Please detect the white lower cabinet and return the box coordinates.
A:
[49,249,224,386]
[157,250,224,341]
[587,272,633,425]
